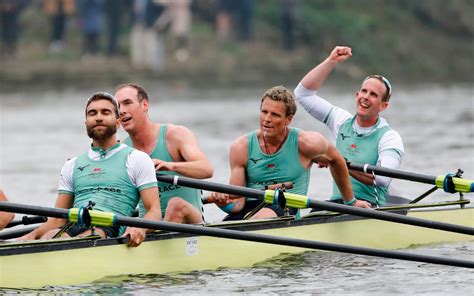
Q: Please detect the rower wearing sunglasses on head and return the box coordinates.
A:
[294,46,404,207]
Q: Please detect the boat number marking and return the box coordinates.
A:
[186,237,198,256]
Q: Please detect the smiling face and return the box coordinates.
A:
[115,86,148,133]
[85,99,119,140]
[259,98,292,137]
[355,78,389,126]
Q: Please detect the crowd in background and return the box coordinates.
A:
[0,0,299,72]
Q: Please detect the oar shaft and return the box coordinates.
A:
[348,163,436,185]
[157,174,263,198]
[0,203,68,220]
[116,216,474,269]
[305,199,474,235]
[159,174,474,236]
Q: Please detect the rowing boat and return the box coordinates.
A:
[0,197,472,289]
[1,165,473,289]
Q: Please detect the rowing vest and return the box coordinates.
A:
[72,145,139,217]
[332,116,390,205]
[126,124,203,217]
[246,128,310,211]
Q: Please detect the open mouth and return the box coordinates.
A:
[359,101,370,109]
[121,116,132,123]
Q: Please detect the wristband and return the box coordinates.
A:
[219,203,236,214]
[343,197,357,206]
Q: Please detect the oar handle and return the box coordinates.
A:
[5,215,47,228]
[348,162,474,193]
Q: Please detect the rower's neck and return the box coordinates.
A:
[356,115,378,128]
[92,135,119,151]
[262,127,288,154]
[129,121,159,154]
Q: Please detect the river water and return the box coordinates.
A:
[0,83,473,294]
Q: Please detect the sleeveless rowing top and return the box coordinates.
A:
[246,127,310,213]
[332,116,390,205]
[126,124,203,217]
[72,144,139,217]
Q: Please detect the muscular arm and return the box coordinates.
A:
[299,131,370,208]
[123,187,161,247]
[156,124,213,179]
[211,136,248,213]
[0,189,15,229]
[141,187,162,222]
[18,193,73,240]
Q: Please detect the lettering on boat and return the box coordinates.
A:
[186,237,198,256]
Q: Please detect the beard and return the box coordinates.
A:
[86,123,117,140]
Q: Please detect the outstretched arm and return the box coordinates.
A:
[155,125,213,179]
[300,46,352,90]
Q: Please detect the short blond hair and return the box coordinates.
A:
[260,86,297,116]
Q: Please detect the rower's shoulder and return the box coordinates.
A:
[165,123,193,134]
[229,135,249,159]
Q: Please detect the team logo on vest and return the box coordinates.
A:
[249,157,263,164]
[340,133,350,140]
[85,167,105,179]
[345,143,359,156]
[77,164,90,172]
[265,163,279,172]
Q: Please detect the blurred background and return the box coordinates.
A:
[0,0,473,90]
[0,0,473,219]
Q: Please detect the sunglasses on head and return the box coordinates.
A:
[364,75,392,101]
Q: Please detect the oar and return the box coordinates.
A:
[5,215,47,228]
[0,224,40,240]
[0,201,472,269]
[156,174,474,236]
[347,162,474,193]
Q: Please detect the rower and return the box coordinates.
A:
[115,83,213,224]
[211,85,370,221]
[18,92,161,247]
[294,46,404,207]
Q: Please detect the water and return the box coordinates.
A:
[0,84,473,294]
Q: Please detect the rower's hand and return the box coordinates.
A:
[153,158,174,171]
[16,232,36,241]
[122,227,146,247]
[354,199,371,209]
[329,46,352,63]
[210,192,230,207]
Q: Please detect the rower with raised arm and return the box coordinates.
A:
[294,46,404,206]
[0,189,15,230]
[211,85,370,220]
[19,92,161,247]
[115,83,213,224]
